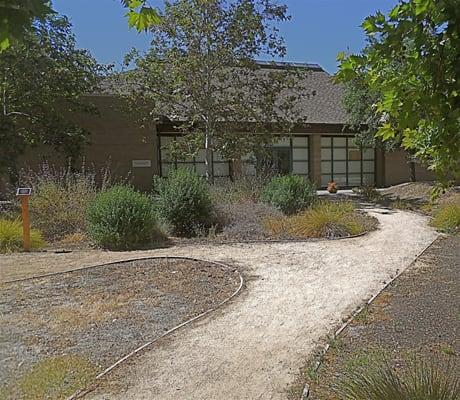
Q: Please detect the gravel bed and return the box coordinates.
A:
[300,235,459,399]
[0,258,241,398]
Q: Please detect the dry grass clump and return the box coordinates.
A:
[0,355,97,400]
[211,175,268,204]
[264,201,377,239]
[337,356,459,400]
[0,218,46,253]
[430,204,460,234]
[17,162,113,241]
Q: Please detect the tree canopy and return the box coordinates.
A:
[122,0,311,181]
[0,15,107,177]
[0,0,53,51]
[337,0,460,184]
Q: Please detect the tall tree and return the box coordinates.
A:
[0,15,107,177]
[0,0,53,51]
[122,0,310,181]
[337,0,460,185]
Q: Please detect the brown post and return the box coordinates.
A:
[20,195,30,252]
[16,188,32,252]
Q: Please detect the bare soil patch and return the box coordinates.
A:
[0,258,241,399]
[296,235,459,400]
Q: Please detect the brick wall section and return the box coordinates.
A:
[16,95,158,192]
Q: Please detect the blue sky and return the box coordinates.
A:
[53,0,398,74]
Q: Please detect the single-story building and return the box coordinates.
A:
[17,61,435,191]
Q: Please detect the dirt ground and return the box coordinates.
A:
[55,207,436,400]
[0,258,241,399]
[302,235,460,399]
[0,207,438,400]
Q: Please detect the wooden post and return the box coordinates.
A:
[20,195,30,252]
[16,188,32,252]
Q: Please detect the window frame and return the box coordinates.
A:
[320,135,376,187]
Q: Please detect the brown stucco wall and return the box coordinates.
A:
[15,95,158,192]
[384,149,436,186]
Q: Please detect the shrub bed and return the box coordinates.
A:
[153,168,213,236]
[264,201,377,239]
[261,175,316,215]
[86,185,157,250]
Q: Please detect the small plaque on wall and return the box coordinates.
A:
[132,160,152,168]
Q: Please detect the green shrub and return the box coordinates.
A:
[86,185,156,250]
[431,204,460,234]
[0,218,46,253]
[153,168,213,236]
[261,175,316,215]
[264,201,377,239]
[337,356,459,400]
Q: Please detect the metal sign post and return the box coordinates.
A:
[16,188,32,252]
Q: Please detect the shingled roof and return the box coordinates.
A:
[98,61,348,125]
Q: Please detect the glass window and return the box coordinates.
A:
[320,135,376,187]
[363,161,375,173]
[363,173,375,184]
[334,148,347,160]
[292,136,308,146]
[321,148,332,160]
[333,161,347,173]
[195,163,206,176]
[348,174,362,186]
[321,161,331,174]
[196,149,206,162]
[321,175,331,186]
[321,136,331,147]
[293,148,308,160]
[292,161,309,174]
[333,174,347,185]
[348,161,361,173]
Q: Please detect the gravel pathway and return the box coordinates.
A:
[0,208,438,400]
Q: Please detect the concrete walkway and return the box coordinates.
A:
[53,208,437,400]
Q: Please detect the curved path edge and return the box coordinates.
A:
[58,257,244,400]
[300,234,441,399]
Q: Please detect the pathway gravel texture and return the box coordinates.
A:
[0,208,438,400]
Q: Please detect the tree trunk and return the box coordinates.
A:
[204,131,214,184]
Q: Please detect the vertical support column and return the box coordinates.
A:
[309,134,322,187]
[375,148,386,187]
